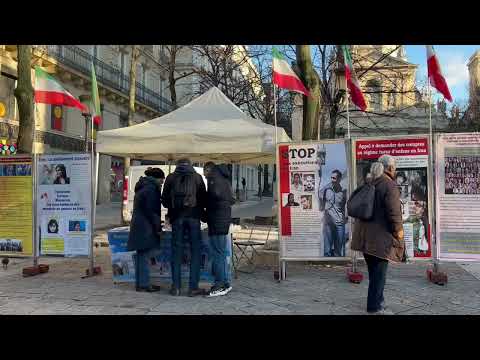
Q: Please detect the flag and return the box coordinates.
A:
[426,45,452,102]
[91,62,102,126]
[342,45,367,111]
[272,47,310,96]
[34,67,86,112]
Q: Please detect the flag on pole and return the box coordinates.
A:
[426,45,452,102]
[342,45,367,111]
[34,67,86,112]
[272,47,310,96]
[91,62,102,126]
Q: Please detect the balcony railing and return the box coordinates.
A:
[33,45,173,114]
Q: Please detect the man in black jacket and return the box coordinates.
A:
[203,162,235,297]
[162,158,207,296]
[127,168,164,292]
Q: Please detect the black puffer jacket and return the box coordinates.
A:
[162,163,206,221]
[205,165,235,235]
[127,176,162,251]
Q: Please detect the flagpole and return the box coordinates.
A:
[273,84,278,145]
[32,102,38,267]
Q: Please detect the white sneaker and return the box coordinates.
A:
[208,286,229,297]
[224,285,232,294]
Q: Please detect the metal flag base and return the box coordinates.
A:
[82,266,102,278]
[426,267,448,286]
[22,264,49,277]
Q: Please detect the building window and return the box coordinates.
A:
[51,105,63,131]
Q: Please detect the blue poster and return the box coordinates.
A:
[107,227,232,285]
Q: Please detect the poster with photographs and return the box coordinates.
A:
[37,154,92,257]
[0,156,33,256]
[278,141,350,259]
[436,133,480,261]
[354,137,431,260]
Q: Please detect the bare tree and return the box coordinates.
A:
[14,45,34,153]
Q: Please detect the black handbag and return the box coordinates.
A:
[347,183,376,221]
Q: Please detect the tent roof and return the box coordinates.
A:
[96,87,290,164]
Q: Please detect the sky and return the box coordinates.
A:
[405,45,479,106]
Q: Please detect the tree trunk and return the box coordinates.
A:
[296,45,321,140]
[14,45,34,154]
[262,164,270,196]
[168,45,177,108]
[122,45,140,224]
[257,165,262,198]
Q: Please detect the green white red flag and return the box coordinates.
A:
[91,62,102,126]
[34,67,86,112]
[342,45,367,111]
[426,45,452,102]
[272,47,310,96]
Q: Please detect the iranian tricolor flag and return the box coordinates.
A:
[91,62,102,126]
[34,67,86,112]
[272,47,310,96]
[342,45,367,111]
[426,45,452,102]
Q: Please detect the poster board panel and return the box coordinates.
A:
[277,140,351,261]
[435,133,480,262]
[352,135,432,260]
[37,153,92,257]
[0,155,33,256]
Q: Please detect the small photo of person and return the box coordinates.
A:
[47,219,59,234]
[53,164,70,185]
[69,220,86,232]
[303,173,315,192]
[3,164,16,176]
[300,195,313,210]
[291,173,303,192]
[283,193,299,207]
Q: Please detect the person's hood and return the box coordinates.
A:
[215,164,230,179]
[174,163,195,175]
[134,176,158,193]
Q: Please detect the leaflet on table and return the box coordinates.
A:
[435,133,480,261]
[0,156,33,256]
[278,141,350,259]
[354,137,431,259]
[37,154,92,257]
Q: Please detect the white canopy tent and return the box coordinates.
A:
[96,87,291,164]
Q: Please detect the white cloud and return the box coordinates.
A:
[437,51,469,88]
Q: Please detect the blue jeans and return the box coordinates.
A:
[135,249,151,289]
[323,220,345,257]
[171,217,201,290]
[209,234,229,287]
[364,253,388,312]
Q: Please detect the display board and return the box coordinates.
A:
[278,140,350,260]
[107,227,233,285]
[0,156,33,256]
[353,136,432,260]
[435,133,480,261]
[37,153,92,256]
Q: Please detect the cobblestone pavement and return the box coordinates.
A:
[1,233,480,315]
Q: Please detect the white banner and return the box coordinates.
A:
[37,153,92,257]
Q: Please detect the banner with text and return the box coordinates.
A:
[0,156,33,256]
[354,137,431,260]
[435,133,480,261]
[37,154,92,257]
[278,141,350,259]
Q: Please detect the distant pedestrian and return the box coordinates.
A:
[203,162,235,297]
[162,158,207,297]
[127,167,165,292]
[351,155,405,315]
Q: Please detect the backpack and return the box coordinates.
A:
[171,173,197,209]
[347,183,376,221]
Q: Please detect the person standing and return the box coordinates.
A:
[319,170,347,257]
[127,168,165,292]
[162,158,207,297]
[351,155,405,315]
[203,162,235,297]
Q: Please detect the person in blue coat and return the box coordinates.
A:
[127,167,165,292]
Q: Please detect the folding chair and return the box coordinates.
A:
[232,216,273,275]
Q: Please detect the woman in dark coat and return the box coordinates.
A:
[128,167,164,292]
[203,162,235,297]
[351,155,405,315]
